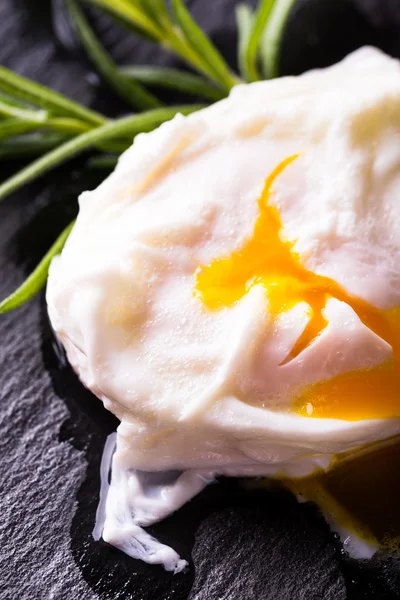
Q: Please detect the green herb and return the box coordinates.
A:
[0,134,71,159]
[261,0,297,78]
[0,119,46,143]
[171,0,240,90]
[0,66,105,125]
[83,0,162,40]
[243,0,275,81]
[0,96,48,122]
[0,220,75,313]
[0,117,90,144]
[86,154,119,170]
[139,0,172,31]
[81,0,239,92]
[119,66,225,102]
[236,4,255,81]
[66,0,163,110]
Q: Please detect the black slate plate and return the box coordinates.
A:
[2,1,400,599]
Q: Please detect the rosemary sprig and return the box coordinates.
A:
[83,0,162,40]
[139,0,172,31]
[78,0,158,41]
[0,120,46,143]
[0,66,105,125]
[66,0,163,110]
[0,118,90,144]
[86,154,118,169]
[0,134,130,158]
[236,5,254,81]
[0,134,70,159]
[81,0,240,91]
[242,0,275,81]
[0,95,48,122]
[119,66,225,101]
[0,221,75,314]
[40,117,91,135]
[171,0,239,90]
[0,136,131,159]
[261,0,297,78]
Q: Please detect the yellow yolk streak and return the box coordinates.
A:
[194,155,400,421]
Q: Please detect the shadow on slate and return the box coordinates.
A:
[2,0,400,598]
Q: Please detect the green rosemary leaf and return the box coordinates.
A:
[0,105,203,201]
[120,66,225,101]
[96,140,132,153]
[171,0,239,91]
[236,4,255,81]
[82,2,156,41]
[136,0,171,30]
[81,0,241,89]
[0,220,75,313]
[44,118,91,135]
[86,154,119,169]
[147,0,172,29]
[245,0,275,82]
[0,66,106,126]
[0,116,91,139]
[0,134,70,159]
[261,0,296,79]
[0,119,45,143]
[0,92,35,109]
[67,0,163,110]
[0,118,90,144]
[0,132,130,159]
[82,0,162,40]
[0,97,48,122]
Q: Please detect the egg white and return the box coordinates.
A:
[47,46,400,569]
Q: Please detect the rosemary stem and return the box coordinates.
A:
[0,221,76,313]
[0,66,106,126]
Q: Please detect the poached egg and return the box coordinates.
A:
[47,46,400,571]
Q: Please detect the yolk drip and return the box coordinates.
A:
[286,436,400,552]
[194,155,400,421]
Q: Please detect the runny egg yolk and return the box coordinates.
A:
[285,436,400,552]
[194,155,400,421]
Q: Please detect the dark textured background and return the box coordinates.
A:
[2,1,400,598]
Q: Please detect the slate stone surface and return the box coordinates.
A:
[2,1,400,599]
